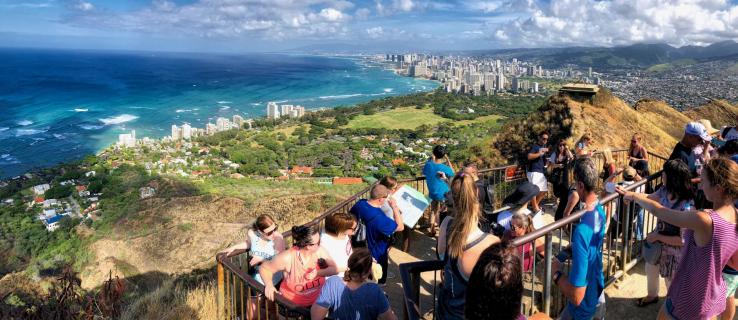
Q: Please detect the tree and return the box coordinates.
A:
[46,185,74,199]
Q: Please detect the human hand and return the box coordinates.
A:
[249,256,264,267]
[540,147,549,153]
[265,284,278,301]
[615,186,631,199]
[552,259,561,274]
[437,171,447,180]
[388,197,398,210]
[646,233,660,244]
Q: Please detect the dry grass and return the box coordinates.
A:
[120,279,217,320]
[684,99,738,128]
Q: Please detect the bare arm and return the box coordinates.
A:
[221,231,252,256]
[563,191,580,217]
[618,188,712,244]
[389,198,404,232]
[437,216,452,259]
[378,308,398,320]
[274,233,286,254]
[528,150,545,160]
[310,305,330,320]
[260,251,290,301]
[640,146,649,162]
[556,274,588,306]
[316,247,338,277]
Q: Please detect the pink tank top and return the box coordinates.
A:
[279,247,325,307]
[667,210,738,319]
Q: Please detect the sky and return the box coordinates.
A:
[1,0,738,53]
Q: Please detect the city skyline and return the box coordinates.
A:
[2,0,738,53]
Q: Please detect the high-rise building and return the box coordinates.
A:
[233,115,244,129]
[171,125,181,141]
[280,104,293,117]
[216,117,230,132]
[267,102,280,119]
[533,82,540,93]
[182,123,192,140]
[496,73,506,91]
[588,67,593,78]
[118,130,136,147]
[206,123,216,135]
[511,76,519,92]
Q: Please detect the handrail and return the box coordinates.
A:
[217,149,669,320]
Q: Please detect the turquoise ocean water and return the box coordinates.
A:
[0,48,437,177]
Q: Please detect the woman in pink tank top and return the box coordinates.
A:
[260,225,338,307]
[618,158,738,320]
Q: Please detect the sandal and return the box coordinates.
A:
[634,297,658,307]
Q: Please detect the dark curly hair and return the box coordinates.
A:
[465,242,522,320]
[663,159,695,204]
[291,225,318,248]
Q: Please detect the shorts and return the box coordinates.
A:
[723,271,738,298]
[527,171,549,192]
[664,298,680,320]
[557,293,606,320]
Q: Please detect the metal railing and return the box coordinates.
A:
[215,149,666,319]
[215,162,528,319]
[398,150,668,320]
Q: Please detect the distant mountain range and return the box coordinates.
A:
[490,40,738,69]
[291,40,738,70]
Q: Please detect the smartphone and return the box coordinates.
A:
[317,258,328,269]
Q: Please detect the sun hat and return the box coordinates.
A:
[697,119,719,136]
[622,166,637,180]
[685,122,712,142]
[502,182,540,207]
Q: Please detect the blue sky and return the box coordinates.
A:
[1,0,738,52]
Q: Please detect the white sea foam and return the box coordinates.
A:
[251,103,262,106]
[220,106,231,110]
[274,100,288,103]
[16,128,46,136]
[217,101,232,104]
[79,124,104,130]
[53,133,66,140]
[100,114,138,125]
[319,94,363,100]
[128,106,154,110]
[175,109,193,113]
[74,108,89,112]
[0,154,20,165]
[17,120,33,126]
[383,88,394,93]
[0,127,8,132]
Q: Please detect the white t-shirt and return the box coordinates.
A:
[380,202,394,220]
[320,232,353,277]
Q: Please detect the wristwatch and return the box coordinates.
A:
[553,270,563,285]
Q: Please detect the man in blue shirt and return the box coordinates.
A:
[422,145,455,236]
[553,158,606,320]
[349,184,404,284]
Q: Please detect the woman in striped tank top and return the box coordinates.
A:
[618,158,738,320]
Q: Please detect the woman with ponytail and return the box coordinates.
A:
[311,248,396,320]
[260,224,338,307]
[436,172,501,320]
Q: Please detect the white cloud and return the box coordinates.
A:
[394,0,414,11]
[75,1,93,11]
[64,0,353,40]
[366,26,383,38]
[355,7,371,19]
[492,0,738,47]
[467,1,503,13]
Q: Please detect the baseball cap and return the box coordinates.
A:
[685,122,712,141]
[721,126,738,141]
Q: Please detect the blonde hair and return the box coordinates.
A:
[704,158,738,201]
[447,173,482,259]
[602,148,614,165]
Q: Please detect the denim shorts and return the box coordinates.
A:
[723,271,738,298]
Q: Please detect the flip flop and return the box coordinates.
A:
[634,297,658,307]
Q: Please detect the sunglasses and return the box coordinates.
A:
[260,226,277,237]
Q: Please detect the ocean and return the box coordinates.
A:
[0,48,437,178]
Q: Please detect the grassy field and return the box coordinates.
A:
[344,107,450,130]
[455,114,504,126]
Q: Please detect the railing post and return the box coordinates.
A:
[218,257,225,320]
[620,196,632,274]
[543,232,553,315]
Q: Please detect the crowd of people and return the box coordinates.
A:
[219,119,738,320]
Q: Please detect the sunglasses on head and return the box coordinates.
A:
[260,226,277,236]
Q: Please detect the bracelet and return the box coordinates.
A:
[553,271,563,285]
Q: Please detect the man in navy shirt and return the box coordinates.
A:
[527,131,550,216]
[349,184,404,284]
[422,145,455,236]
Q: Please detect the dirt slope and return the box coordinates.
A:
[81,194,334,289]
[684,99,738,128]
[494,89,684,161]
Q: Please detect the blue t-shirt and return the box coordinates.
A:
[566,202,606,320]
[423,160,455,200]
[316,276,390,320]
[350,199,398,260]
[528,144,546,173]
